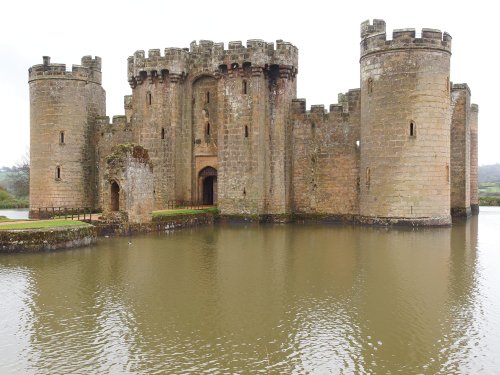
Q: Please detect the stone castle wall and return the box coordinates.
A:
[28,20,479,225]
[450,84,471,217]
[470,105,479,213]
[291,90,361,216]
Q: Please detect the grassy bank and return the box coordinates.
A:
[479,196,500,206]
[0,219,90,231]
[152,207,219,220]
[479,182,500,206]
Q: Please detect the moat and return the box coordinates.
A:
[1,208,499,374]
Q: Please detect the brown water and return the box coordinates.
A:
[1,208,500,374]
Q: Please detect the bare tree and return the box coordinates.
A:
[8,150,30,198]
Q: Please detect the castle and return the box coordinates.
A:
[28,19,479,225]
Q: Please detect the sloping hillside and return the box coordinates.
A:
[479,164,500,183]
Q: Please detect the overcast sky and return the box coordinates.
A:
[1,0,497,167]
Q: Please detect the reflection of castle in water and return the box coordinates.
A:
[0,216,484,372]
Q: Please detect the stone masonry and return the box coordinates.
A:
[28,19,479,225]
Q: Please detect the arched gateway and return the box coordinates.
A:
[199,167,217,205]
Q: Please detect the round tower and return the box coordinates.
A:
[359,20,452,225]
[28,56,105,216]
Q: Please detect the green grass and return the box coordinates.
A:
[479,196,500,206]
[152,207,219,219]
[479,182,500,197]
[0,219,90,230]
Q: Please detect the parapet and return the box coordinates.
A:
[127,39,298,87]
[28,56,102,84]
[127,47,190,87]
[291,89,360,117]
[97,115,131,135]
[360,20,452,59]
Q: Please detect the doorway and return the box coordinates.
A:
[111,181,120,211]
[199,167,217,205]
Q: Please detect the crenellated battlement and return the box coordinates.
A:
[29,56,102,84]
[360,19,386,38]
[291,89,360,119]
[127,39,298,88]
[96,115,132,138]
[127,47,190,87]
[360,19,452,59]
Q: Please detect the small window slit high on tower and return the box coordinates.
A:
[147,91,152,105]
[161,127,165,140]
[59,131,65,144]
[243,80,247,95]
[410,121,416,137]
[245,125,249,138]
[56,166,61,180]
[206,91,210,104]
[368,78,373,95]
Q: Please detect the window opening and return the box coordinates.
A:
[56,166,61,180]
[206,91,210,103]
[147,91,152,105]
[410,121,416,137]
[59,131,65,144]
[368,78,373,95]
[243,80,248,94]
[245,125,249,138]
[161,127,165,140]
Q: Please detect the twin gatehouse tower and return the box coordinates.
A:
[28,20,479,225]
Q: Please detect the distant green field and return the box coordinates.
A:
[479,182,500,197]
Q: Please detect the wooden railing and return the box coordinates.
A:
[33,207,94,221]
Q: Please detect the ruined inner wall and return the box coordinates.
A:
[29,56,105,213]
[96,115,134,210]
[102,144,154,223]
[450,84,471,217]
[359,21,452,225]
[291,90,361,216]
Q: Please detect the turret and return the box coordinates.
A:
[359,20,452,225]
[28,56,105,216]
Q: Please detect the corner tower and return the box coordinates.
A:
[28,56,105,216]
[359,20,452,225]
